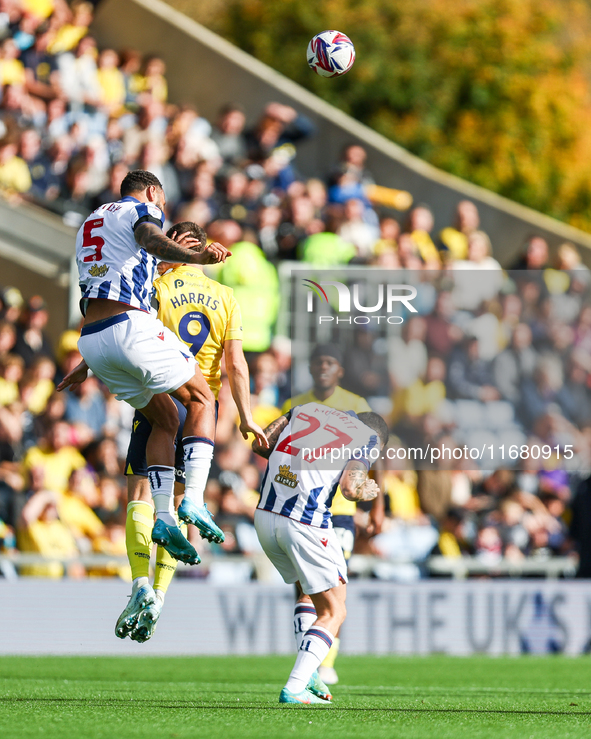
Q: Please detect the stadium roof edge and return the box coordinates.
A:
[116,0,591,257]
[0,198,76,275]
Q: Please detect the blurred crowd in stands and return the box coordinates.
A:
[0,0,589,581]
[333,264,591,580]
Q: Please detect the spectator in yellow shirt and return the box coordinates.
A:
[58,467,105,544]
[0,39,26,87]
[17,488,83,578]
[391,355,447,425]
[97,49,126,113]
[21,355,56,415]
[60,468,130,579]
[22,419,86,495]
[48,1,93,55]
[0,354,24,407]
[382,470,422,521]
[140,56,168,103]
[404,204,441,266]
[22,0,61,21]
[439,200,481,262]
[0,137,32,194]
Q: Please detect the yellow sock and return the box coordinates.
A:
[153,521,186,595]
[320,637,340,669]
[126,500,154,580]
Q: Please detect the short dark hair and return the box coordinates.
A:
[166,221,207,252]
[310,343,343,366]
[120,169,163,198]
[357,412,389,447]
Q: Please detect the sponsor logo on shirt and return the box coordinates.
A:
[88,264,109,277]
[274,464,298,489]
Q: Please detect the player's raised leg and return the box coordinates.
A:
[139,392,201,563]
[133,519,187,643]
[280,584,345,705]
[173,373,224,543]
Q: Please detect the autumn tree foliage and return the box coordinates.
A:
[167,0,591,231]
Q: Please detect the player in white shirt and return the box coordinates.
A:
[253,402,389,705]
[59,170,264,633]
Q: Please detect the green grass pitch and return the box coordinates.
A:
[1,655,591,739]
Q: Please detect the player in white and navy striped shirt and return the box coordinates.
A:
[257,403,380,528]
[253,402,388,704]
[76,195,163,313]
[59,171,260,637]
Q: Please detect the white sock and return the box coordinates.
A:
[182,437,214,507]
[132,576,149,591]
[148,465,176,526]
[293,602,317,650]
[155,590,165,604]
[285,624,334,693]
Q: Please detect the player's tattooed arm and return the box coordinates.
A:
[135,222,231,264]
[340,460,380,502]
[252,414,289,459]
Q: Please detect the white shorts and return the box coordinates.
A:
[254,508,348,595]
[78,310,197,409]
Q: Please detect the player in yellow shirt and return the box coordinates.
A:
[119,221,265,642]
[282,343,383,685]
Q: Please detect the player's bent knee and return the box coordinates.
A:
[187,382,215,409]
[151,410,180,437]
[141,396,180,437]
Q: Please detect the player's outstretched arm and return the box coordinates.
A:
[252,413,289,459]
[367,461,385,536]
[340,460,380,502]
[56,359,89,393]
[224,340,268,448]
[135,222,231,265]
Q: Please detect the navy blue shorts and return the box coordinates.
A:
[125,398,218,482]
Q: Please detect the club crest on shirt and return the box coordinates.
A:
[88,264,109,277]
[274,464,298,488]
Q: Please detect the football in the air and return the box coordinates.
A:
[307,30,355,78]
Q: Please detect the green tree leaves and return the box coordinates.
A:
[169,0,591,231]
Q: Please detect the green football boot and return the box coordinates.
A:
[177,498,224,544]
[151,518,201,565]
[279,687,328,705]
[115,584,155,640]
[307,670,332,701]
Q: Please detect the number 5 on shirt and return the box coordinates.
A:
[82,218,105,262]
